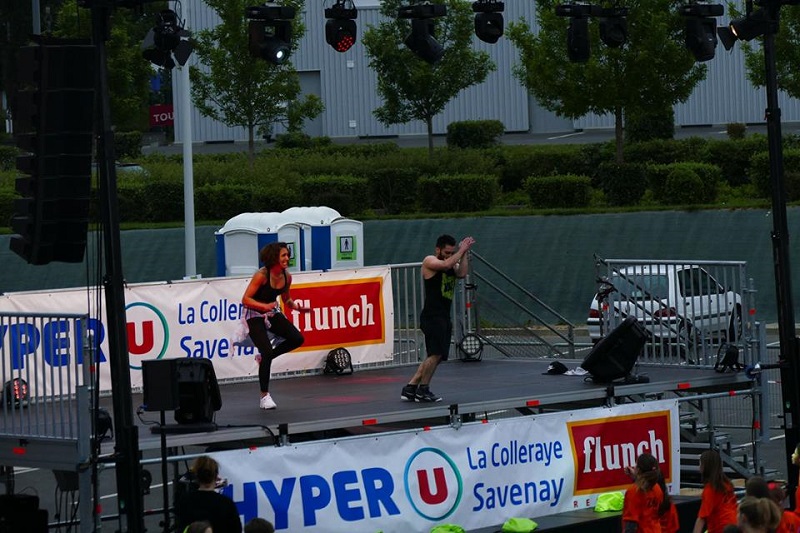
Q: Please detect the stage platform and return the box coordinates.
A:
[118,357,754,452]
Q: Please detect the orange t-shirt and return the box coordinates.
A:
[777,509,800,533]
[659,501,680,533]
[623,482,664,533]
[697,482,738,533]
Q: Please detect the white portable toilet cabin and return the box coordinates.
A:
[280,206,364,271]
[214,212,303,276]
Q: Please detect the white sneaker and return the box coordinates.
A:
[259,393,277,410]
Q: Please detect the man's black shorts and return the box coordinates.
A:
[420,316,452,361]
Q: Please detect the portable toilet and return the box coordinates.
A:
[214,212,303,276]
[280,206,364,271]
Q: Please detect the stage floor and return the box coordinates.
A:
[119,358,753,452]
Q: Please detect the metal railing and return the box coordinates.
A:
[593,257,757,368]
[455,251,577,359]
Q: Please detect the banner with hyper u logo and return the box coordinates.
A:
[0,267,393,393]
[211,400,679,532]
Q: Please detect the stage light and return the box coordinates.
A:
[679,3,723,61]
[4,378,28,407]
[598,7,628,48]
[555,3,597,63]
[325,0,358,52]
[398,4,447,64]
[472,0,504,44]
[717,8,773,51]
[246,4,297,65]
[141,9,193,69]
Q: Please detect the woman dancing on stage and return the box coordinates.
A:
[242,242,310,410]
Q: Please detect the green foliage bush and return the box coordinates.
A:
[0,188,15,227]
[367,168,419,214]
[275,133,333,149]
[0,145,18,171]
[624,137,709,165]
[663,167,705,205]
[648,162,720,205]
[446,120,505,149]
[500,145,588,191]
[140,181,185,222]
[524,174,591,208]
[117,181,147,223]
[597,162,647,206]
[625,106,675,143]
[704,136,767,187]
[750,149,800,200]
[432,148,503,178]
[727,123,747,140]
[297,175,369,216]
[417,174,498,213]
[115,131,143,160]
[315,142,400,158]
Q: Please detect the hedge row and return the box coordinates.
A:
[2,134,799,226]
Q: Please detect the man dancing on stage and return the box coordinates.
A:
[401,234,475,403]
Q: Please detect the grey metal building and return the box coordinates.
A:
[175,0,800,143]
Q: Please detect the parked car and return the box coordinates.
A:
[587,264,743,351]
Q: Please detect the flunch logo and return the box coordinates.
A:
[404,447,463,521]
[568,410,672,495]
[125,302,169,369]
[286,277,386,351]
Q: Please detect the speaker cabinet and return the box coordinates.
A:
[142,359,180,412]
[581,316,647,383]
[174,359,222,424]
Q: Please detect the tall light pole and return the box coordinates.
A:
[759,3,800,500]
[91,2,145,531]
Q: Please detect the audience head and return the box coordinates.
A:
[244,518,275,533]
[745,476,770,499]
[767,481,786,506]
[192,456,219,487]
[738,495,781,532]
[185,521,213,533]
[700,449,729,491]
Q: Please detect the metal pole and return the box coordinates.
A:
[31,0,41,34]
[762,6,800,505]
[91,3,145,531]
[178,0,196,278]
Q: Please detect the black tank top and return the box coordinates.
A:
[252,270,289,304]
[421,269,456,319]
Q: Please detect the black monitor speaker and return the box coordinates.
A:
[174,359,222,425]
[581,316,648,383]
[142,358,222,426]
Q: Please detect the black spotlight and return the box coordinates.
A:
[718,8,773,50]
[680,2,724,61]
[142,9,193,69]
[472,0,504,44]
[555,3,597,63]
[325,0,358,52]
[246,4,297,64]
[598,7,628,48]
[4,378,28,407]
[398,4,447,64]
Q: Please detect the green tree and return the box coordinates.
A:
[507,0,706,162]
[52,0,160,132]
[734,4,800,98]
[361,0,495,157]
[190,0,324,166]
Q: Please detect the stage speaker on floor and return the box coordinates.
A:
[581,316,648,383]
[174,359,222,424]
[142,359,222,425]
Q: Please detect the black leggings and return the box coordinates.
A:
[247,313,305,392]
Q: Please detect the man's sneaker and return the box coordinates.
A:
[259,393,277,410]
[415,386,442,403]
[400,384,417,402]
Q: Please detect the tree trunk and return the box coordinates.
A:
[615,106,624,164]
[248,124,255,169]
[426,116,434,158]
